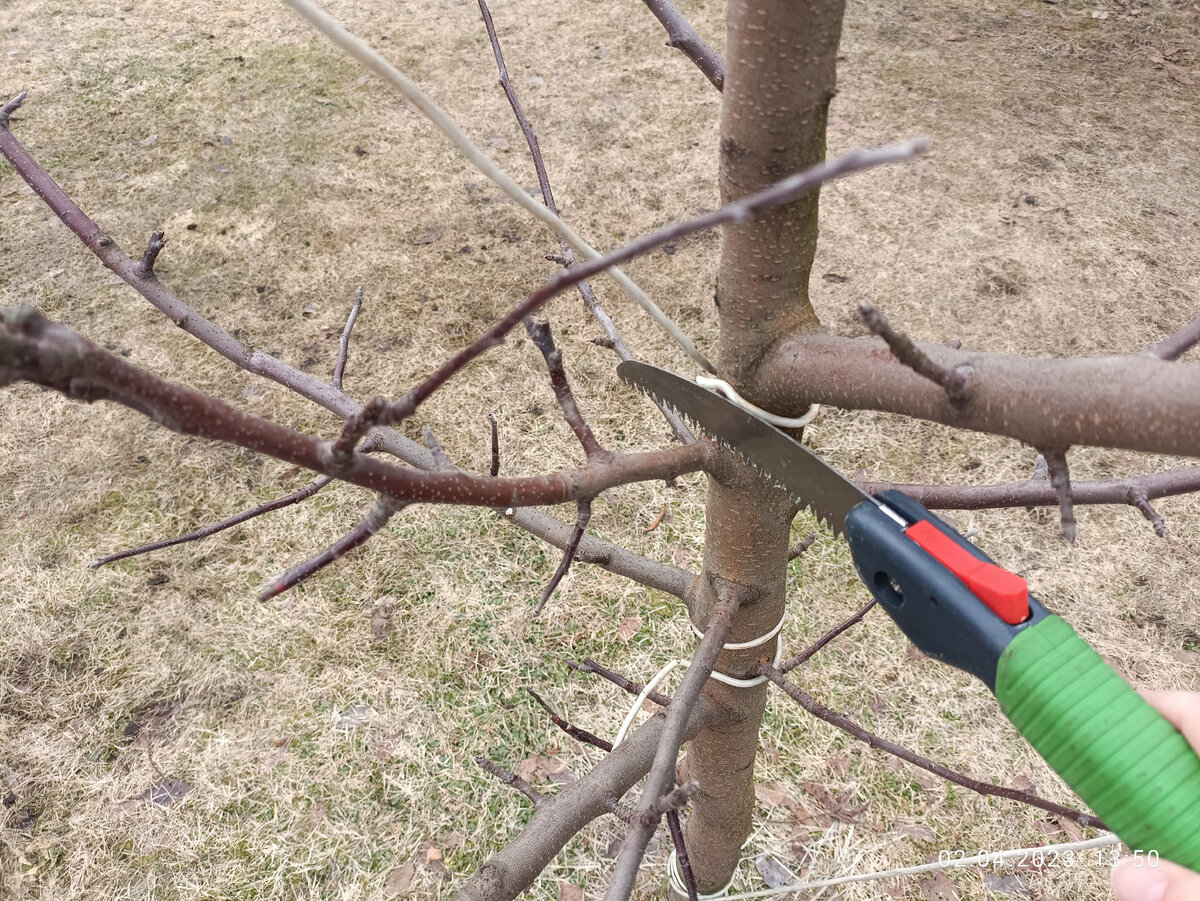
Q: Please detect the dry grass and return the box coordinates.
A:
[1,0,1198,898]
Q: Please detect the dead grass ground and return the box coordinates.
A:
[1,0,1198,898]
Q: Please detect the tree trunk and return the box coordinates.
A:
[682,0,846,892]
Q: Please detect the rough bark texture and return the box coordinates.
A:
[716,0,845,385]
[682,474,794,892]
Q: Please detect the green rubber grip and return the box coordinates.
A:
[996,615,1200,868]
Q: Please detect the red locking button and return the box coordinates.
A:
[904,520,1030,625]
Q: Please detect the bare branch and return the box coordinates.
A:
[666,807,699,901]
[1130,490,1169,538]
[488,413,500,477]
[534,499,593,615]
[604,585,741,901]
[137,230,166,277]
[1147,314,1200,361]
[1044,450,1077,543]
[90,475,334,569]
[422,426,454,472]
[526,688,613,752]
[453,698,722,901]
[332,286,363,389]
[475,756,546,809]
[0,91,26,125]
[258,496,403,601]
[525,319,607,460]
[787,532,817,561]
[638,0,726,91]
[759,665,1106,830]
[779,598,877,674]
[566,657,674,709]
[858,302,974,406]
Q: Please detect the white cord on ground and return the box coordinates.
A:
[685,834,1121,900]
[696,376,820,428]
[284,0,715,374]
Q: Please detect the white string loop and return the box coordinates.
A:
[695,376,820,428]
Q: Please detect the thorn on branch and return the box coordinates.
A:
[534,498,593,615]
[258,495,402,601]
[332,286,363,389]
[0,92,26,127]
[787,532,817,561]
[137,230,167,277]
[1130,490,1169,538]
[858,301,975,406]
[474,756,546,809]
[487,412,500,477]
[90,474,334,568]
[1043,450,1077,543]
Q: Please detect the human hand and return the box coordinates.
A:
[1110,691,1200,901]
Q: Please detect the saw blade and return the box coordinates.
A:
[617,360,875,535]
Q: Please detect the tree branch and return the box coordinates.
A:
[566,657,675,709]
[638,0,726,91]
[526,688,613,752]
[332,286,363,390]
[1043,450,1077,543]
[1146,314,1200,362]
[858,302,974,406]
[604,586,740,901]
[89,474,334,568]
[525,319,607,461]
[778,598,877,674]
[475,756,547,809]
[453,698,721,901]
[756,333,1200,457]
[534,499,593,615]
[759,665,1107,830]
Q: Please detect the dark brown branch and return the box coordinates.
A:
[604,588,740,901]
[778,598,877,674]
[666,808,698,901]
[787,532,816,561]
[534,499,593,615]
[453,699,722,901]
[526,689,613,752]
[90,475,334,568]
[638,0,726,91]
[258,496,403,601]
[475,756,546,809]
[858,302,974,406]
[0,91,25,125]
[332,286,363,389]
[566,657,674,709]
[137,230,166,277]
[759,665,1107,830]
[1044,450,1076,543]
[756,332,1200,457]
[525,319,607,460]
[1147,314,1200,361]
[488,413,500,477]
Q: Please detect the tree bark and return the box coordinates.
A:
[682,0,848,891]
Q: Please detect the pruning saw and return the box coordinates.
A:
[617,360,1200,867]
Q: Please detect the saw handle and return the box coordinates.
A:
[845,491,1200,870]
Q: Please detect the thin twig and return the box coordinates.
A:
[666,808,699,901]
[1130,490,1168,538]
[758,665,1106,830]
[779,599,877,674]
[90,475,334,568]
[488,413,500,477]
[475,756,546,809]
[639,0,726,91]
[787,532,817,561]
[858,301,974,405]
[1147,314,1200,361]
[526,688,613,752]
[534,499,594,615]
[258,496,403,601]
[475,0,694,444]
[604,586,741,901]
[332,286,363,389]
[566,657,674,709]
[1044,450,1077,543]
[525,319,607,460]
